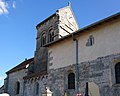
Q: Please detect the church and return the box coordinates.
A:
[1,4,120,96]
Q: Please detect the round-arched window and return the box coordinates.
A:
[15,81,20,94]
[41,32,46,46]
[68,73,75,89]
[48,28,54,42]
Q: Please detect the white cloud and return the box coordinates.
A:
[0,76,4,87]
[0,77,3,81]
[12,1,16,9]
[0,0,17,15]
[0,0,9,15]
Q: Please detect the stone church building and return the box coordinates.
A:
[1,4,120,96]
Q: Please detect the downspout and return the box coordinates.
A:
[72,33,80,95]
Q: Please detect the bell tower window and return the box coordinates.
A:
[41,32,46,46]
[48,28,54,42]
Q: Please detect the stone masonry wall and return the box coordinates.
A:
[7,69,27,96]
[24,53,120,96]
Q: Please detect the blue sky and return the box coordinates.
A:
[0,0,120,87]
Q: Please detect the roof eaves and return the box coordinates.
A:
[6,58,34,74]
[36,13,56,29]
[23,71,47,79]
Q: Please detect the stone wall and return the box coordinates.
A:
[24,53,120,96]
[34,14,59,74]
[24,75,48,96]
[7,69,27,96]
[48,18,120,69]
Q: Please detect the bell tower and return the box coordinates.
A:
[36,3,79,46]
[34,4,79,74]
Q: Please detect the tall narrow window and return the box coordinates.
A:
[36,82,39,95]
[16,81,20,94]
[86,35,94,46]
[48,28,54,42]
[41,32,46,46]
[115,62,120,84]
[68,73,75,89]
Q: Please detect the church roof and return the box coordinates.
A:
[44,12,120,47]
[36,13,56,29]
[6,58,34,74]
[36,5,72,29]
[0,85,4,90]
[0,85,4,94]
[23,71,47,79]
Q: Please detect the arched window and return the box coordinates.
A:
[36,82,39,95]
[48,28,54,42]
[115,62,120,84]
[16,81,20,94]
[41,32,46,46]
[68,73,75,89]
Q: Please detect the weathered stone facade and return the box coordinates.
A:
[23,5,79,95]
[34,5,78,74]
[23,53,120,96]
[4,58,34,96]
[6,69,27,96]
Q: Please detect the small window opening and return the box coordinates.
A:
[16,81,20,94]
[115,62,120,84]
[68,73,75,89]
[41,32,46,46]
[36,82,39,95]
[86,35,94,46]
